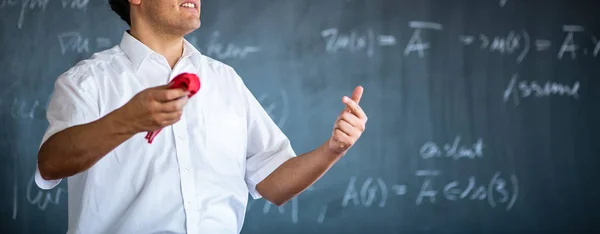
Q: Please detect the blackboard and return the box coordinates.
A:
[1,0,600,233]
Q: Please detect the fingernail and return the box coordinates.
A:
[343,96,349,102]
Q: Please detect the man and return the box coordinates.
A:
[35,0,368,233]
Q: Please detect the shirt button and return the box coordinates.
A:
[184,167,189,172]
[187,200,192,205]
[178,135,184,140]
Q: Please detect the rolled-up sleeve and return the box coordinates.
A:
[35,68,99,190]
[233,73,296,199]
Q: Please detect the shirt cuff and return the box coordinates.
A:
[245,151,294,199]
[35,164,62,190]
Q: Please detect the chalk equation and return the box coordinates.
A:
[249,170,519,225]
[460,25,599,62]
[321,28,397,57]
[342,171,519,211]
[1,0,88,29]
[503,73,580,106]
[187,31,261,60]
[57,32,113,55]
[322,23,598,62]
[321,21,442,58]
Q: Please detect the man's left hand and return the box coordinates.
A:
[328,86,368,154]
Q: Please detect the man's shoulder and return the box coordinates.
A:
[200,54,239,77]
[55,46,123,85]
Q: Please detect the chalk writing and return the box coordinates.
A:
[321,28,396,57]
[26,175,66,211]
[558,25,584,59]
[7,98,48,120]
[96,38,112,50]
[503,73,580,106]
[419,136,485,160]
[262,197,299,223]
[58,32,89,55]
[499,0,509,7]
[202,32,261,60]
[57,32,113,55]
[258,89,289,129]
[593,37,600,57]
[250,186,315,224]
[61,0,88,9]
[535,39,551,51]
[0,80,20,111]
[0,79,49,119]
[342,176,388,208]
[12,170,18,220]
[341,171,518,211]
[416,170,518,211]
[462,26,598,61]
[18,0,50,29]
[404,21,443,58]
[317,205,328,224]
[0,0,18,8]
[2,0,89,29]
[459,30,530,63]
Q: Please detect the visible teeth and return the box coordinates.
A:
[181,3,195,8]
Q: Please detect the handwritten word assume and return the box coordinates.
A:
[341,171,519,212]
[503,73,580,106]
[1,0,88,29]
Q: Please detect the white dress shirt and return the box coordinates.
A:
[35,31,296,234]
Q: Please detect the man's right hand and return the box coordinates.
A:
[116,84,191,134]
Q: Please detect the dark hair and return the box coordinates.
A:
[109,0,131,26]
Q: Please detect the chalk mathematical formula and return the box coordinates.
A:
[245,137,519,225]
[341,171,519,211]
[323,23,598,62]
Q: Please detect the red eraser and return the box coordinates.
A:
[145,72,201,144]
[169,72,201,97]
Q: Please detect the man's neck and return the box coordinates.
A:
[128,26,184,69]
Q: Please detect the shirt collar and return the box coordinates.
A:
[119,31,202,73]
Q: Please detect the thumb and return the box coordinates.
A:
[155,84,171,90]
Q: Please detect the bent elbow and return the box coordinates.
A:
[37,149,59,181]
[272,197,292,207]
[37,158,54,181]
[39,168,55,181]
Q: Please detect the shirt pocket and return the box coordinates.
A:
[204,109,247,176]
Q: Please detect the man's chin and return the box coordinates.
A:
[175,22,201,37]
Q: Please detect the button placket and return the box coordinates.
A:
[171,114,200,233]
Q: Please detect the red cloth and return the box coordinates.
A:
[145,73,201,143]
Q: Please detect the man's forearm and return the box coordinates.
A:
[256,139,344,206]
[37,109,136,181]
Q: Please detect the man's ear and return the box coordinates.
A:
[129,0,141,6]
